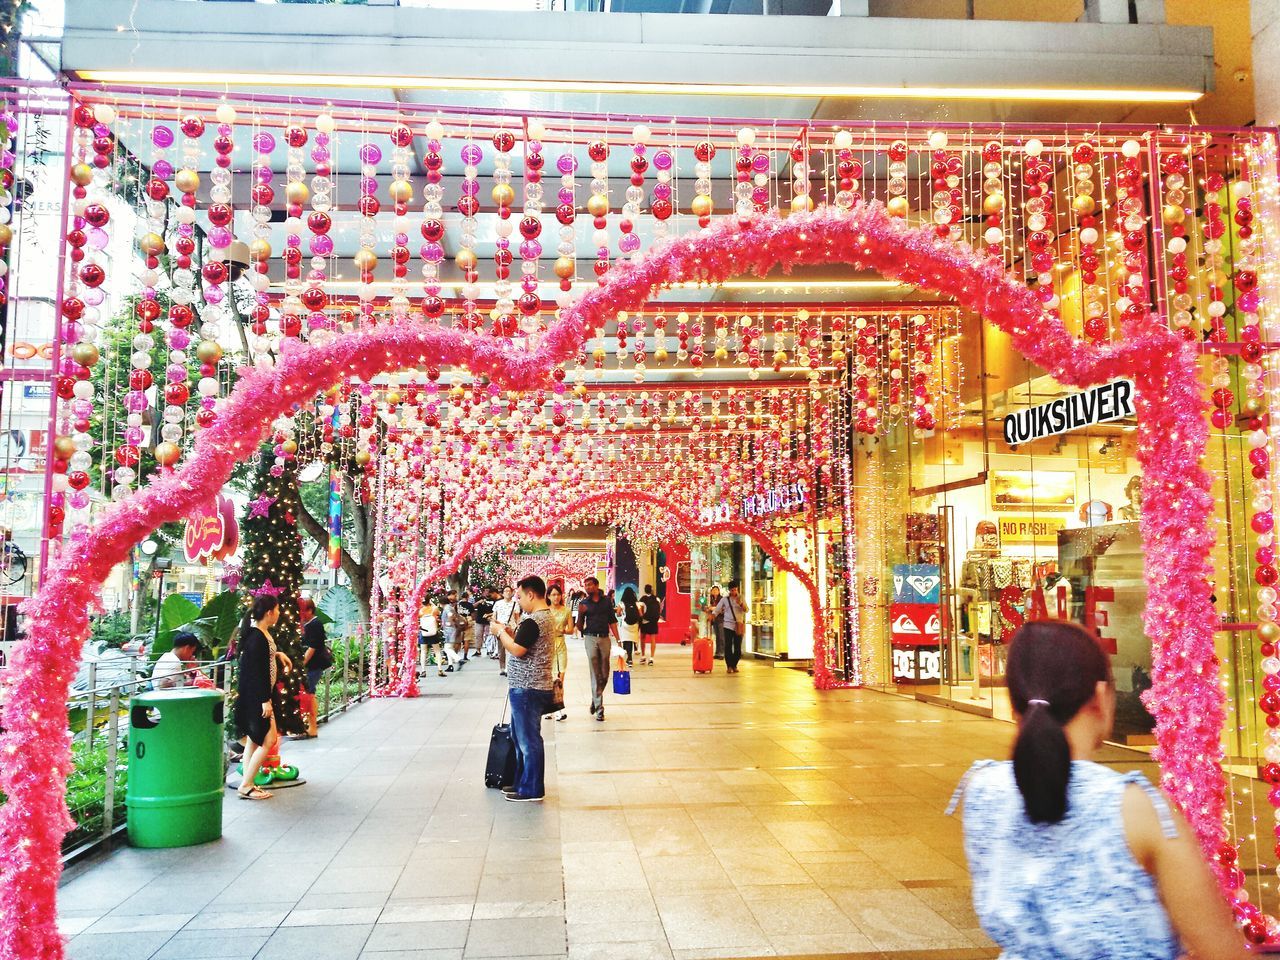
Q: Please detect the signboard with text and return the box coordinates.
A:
[997,516,1067,546]
[183,493,239,564]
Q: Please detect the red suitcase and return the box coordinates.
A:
[693,637,713,674]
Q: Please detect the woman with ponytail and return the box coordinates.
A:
[949,620,1245,959]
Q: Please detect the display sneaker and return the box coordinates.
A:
[505,792,544,803]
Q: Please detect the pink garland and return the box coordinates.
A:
[0,203,1225,958]
[394,489,841,696]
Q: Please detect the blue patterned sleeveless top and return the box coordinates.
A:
[948,759,1181,960]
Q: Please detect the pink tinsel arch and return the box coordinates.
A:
[392,489,836,696]
[0,203,1225,958]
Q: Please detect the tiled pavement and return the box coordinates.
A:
[59,649,1059,959]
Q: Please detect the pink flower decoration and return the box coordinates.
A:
[0,204,1227,958]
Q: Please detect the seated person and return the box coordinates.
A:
[152,632,200,690]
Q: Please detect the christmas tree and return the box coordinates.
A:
[239,443,307,736]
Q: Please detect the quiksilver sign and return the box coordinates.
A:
[1003,379,1135,446]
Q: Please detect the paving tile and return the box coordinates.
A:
[568,943,673,960]
[654,892,772,952]
[362,920,470,952]
[378,899,475,923]
[462,916,567,958]
[281,906,384,926]
[358,952,463,960]
[567,919,668,944]
[66,932,173,960]
[256,923,374,960]
[151,929,273,959]
[471,899,564,919]
[86,913,193,934]
[184,910,288,931]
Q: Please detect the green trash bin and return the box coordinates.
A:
[125,688,225,848]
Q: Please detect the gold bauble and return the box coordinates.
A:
[386,390,401,405]
[592,348,606,363]
[0,223,13,247]
[714,346,728,360]
[455,249,478,272]
[196,340,223,364]
[70,163,94,187]
[653,347,668,363]
[52,435,76,460]
[1161,203,1185,226]
[774,350,788,364]
[982,192,1005,216]
[154,442,181,467]
[174,169,200,194]
[1071,194,1096,216]
[887,196,910,218]
[789,195,814,214]
[491,183,516,207]
[70,342,100,367]
[1261,621,1280,643]
[353,249,378,272]
[282,439,298,456]
[690,195,713,218]
[388,180,413,204]
[139,232,166,256]
[830,349,846,364]
[586,194,609,218]
[354,449,372,466]
[250,239,272,262]
[285,181,310,206]
[554,257,575,279]
[1243,397,1264,418]
[573,384,588,398]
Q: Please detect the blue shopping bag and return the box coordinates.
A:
[612,669,631,695]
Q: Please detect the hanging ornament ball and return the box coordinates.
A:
[195,340,224,364]
[887,196,910,218]
[215,103,237,125]
[927,131,948,150]
[1024,138,1044,157]
[71,342,100,367]
[175,169,200,194]
[1071,194,1095,216]
[154,442,182,467]
[1121,139,1142,159]
[52,435,77,460]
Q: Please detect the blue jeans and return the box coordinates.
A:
[508,686,552,798]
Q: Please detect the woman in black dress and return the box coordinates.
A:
[235,595,285,800]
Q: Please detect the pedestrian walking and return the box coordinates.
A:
[492,575,555,803]
[441,589,466,672]
[419,601,443,676]
[639,584,660,665]
[471,587,496,659]
[617,587,640,666]
[577,576,619,721]
[547,584,574,721]
[710,580,748,673]
[705,585,725,659]
[949,620,1246,960]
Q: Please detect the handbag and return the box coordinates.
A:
[612,669,631,695]
[549,675,565,713]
